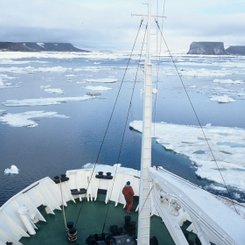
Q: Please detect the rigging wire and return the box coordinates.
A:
[116,27,147,164]
[154,19,239,214]
[101,24,147,234]
[74,19,144,227]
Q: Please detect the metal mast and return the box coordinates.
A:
[137,0,152,244]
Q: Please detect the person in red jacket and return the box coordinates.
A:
[122,181,134,214]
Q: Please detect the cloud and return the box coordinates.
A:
[0,0,244,51]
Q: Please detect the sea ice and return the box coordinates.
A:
[0,65,71,74]
[0,110,5,115]
[3,95,94,107]
[210,95,235,103]
[84,86,112,91]
[4,165,19,175]
[85,78,117,83]
[130,120,245,191]
[179,68,232,77]
[0,75,14,88]
[40,85,64,95]
[0,111,69,127]
[213,79,244,84]
[0,51,129,61]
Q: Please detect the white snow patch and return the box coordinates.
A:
[3,95,94,107]
[210,95,235,103]
[85,78,117,83]
[0,111,69,127]
[84,86,111,91]
[4,165,19,175]
[130,120,245,191]
[37,42,45,48]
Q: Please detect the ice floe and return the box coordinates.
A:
[130,120,245,191]
[0,51,129,60]
[0,110,6,115]
[179,68,232,77]
[210,95,235,103]
[0,111,69,127]
[0,74,15,88]
[0,80,14,89]
[85,78,117,83]
[84,86,112,91]
[40,85,64,95]
[0,65,71,74]
[4,165,19,175]
[213,79,244,84]
[3,95,95,107]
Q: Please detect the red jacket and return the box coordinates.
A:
[122,185,134,201]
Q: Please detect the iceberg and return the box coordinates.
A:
[3,95,94,107]
[0,111,69,127]
[130,120,245,191]
[4,165,19,175]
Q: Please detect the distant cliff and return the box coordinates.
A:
[225,46,245,55]
[187,42,226,55]
[0,42,88,52]
[187,42,245,55]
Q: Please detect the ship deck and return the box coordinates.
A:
[20,194,175,245]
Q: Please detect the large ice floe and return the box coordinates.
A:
[0,111,69,127]
[2,95,94,107]
[130,120,245,191]
[4,165,19,175]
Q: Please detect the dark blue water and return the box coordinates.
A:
[0,53,244,205]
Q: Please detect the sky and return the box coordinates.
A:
[0,0,245,53]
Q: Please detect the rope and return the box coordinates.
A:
[74,18,144,227]
[154,19,239,214]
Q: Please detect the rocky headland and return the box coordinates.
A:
[187,42,245,55]
[0,42,88,52]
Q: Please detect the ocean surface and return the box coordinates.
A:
[0,51,245,206]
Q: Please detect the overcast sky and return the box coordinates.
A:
[0,0,244,52]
